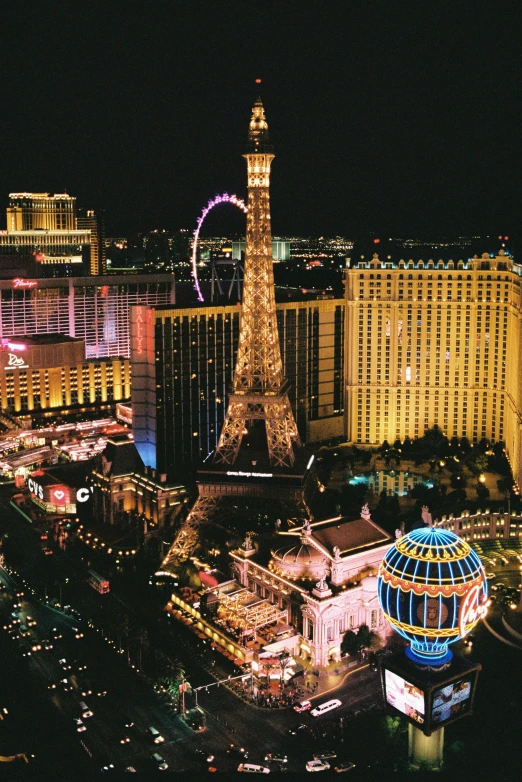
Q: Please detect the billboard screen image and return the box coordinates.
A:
[385,669,425,725]
[431,677,472,726]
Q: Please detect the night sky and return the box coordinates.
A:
[1,2,519,238]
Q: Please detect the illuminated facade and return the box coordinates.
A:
[0,334,130,413]
[345,250,522,485]
[0,274,175,358]
[7,193,77,231]
[0,228,92,276]
[77,208,106,276]
[231,239,290,262]
[230,508,392,666]
[91,435,187,528]
[130,297,344,472]
[437,507,522,542]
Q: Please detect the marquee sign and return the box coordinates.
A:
[28,476,93,513]
[13,278,38,289]
[4,353,29,370]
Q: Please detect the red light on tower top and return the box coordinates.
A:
[255,78,262,84]
[373,238,381,244]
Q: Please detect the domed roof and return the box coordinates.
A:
[273,542,325,565]
[360,575,378,592]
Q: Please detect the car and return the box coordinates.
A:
[293,700,312,713]
[148,726,164,744]
[27,617,37,627]
[486,572,496,579]
[31,642,42,653]
[227,744,248,757]
[310,699,342,718]
[265,754,288,764]
[334,762,356,773]
[59,658,72,670]
[92,681,108,697]
[10,613,20,624]
[47,680,58,690]
[73,628,84,639]
[370,661,379,672]
[74,718,87,733]
[313,752,337,761]
[152,753,168,771]
[287,723,309,736]
[43,548,53,556]
[50,628,63,640]
[120,735,131,745]
[194,749,215,763]
[80,683,93,697]
[79,702,93,719]
[73,660,88,672]
[61,678,73,692]
[16,591,24,598]
[42,639,53,650]
[19,624,30,637]
[306,759,330,772]
[237,764,270,774]
[123,718,135,729]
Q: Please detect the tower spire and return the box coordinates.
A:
[157,100,306,576]
[213,98,300,467]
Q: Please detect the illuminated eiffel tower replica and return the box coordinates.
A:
[157,98,315,578]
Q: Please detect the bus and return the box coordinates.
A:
[86,570,110,594]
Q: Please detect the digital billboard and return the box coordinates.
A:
[431,677,472,726]
[385,669,425,725]
[381,650,481,736]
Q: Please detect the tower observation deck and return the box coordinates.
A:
[157,99,313,577]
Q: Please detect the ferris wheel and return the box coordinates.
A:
[191,193,248,302]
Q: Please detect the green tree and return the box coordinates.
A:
[450,473,466,490]
[341,630,360,655]
[421,425,448,456]
[277,650,292,688]
[473,454,489,475]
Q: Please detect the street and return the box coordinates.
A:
[0,486,385,774]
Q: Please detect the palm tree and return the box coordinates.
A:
[277,650,292,689]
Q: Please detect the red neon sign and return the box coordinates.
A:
[458,584,489,637]
[52,487,69,504]
[13,278,38,289]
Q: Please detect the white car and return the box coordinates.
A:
[293,700,312,713]
[238,764,271,773]
[310,698,342,717]
[74,718,87,733]
[306,759,331,772]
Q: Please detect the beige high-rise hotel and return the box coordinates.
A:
[344,249,522,486]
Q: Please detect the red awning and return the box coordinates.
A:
[199,571,219,587]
